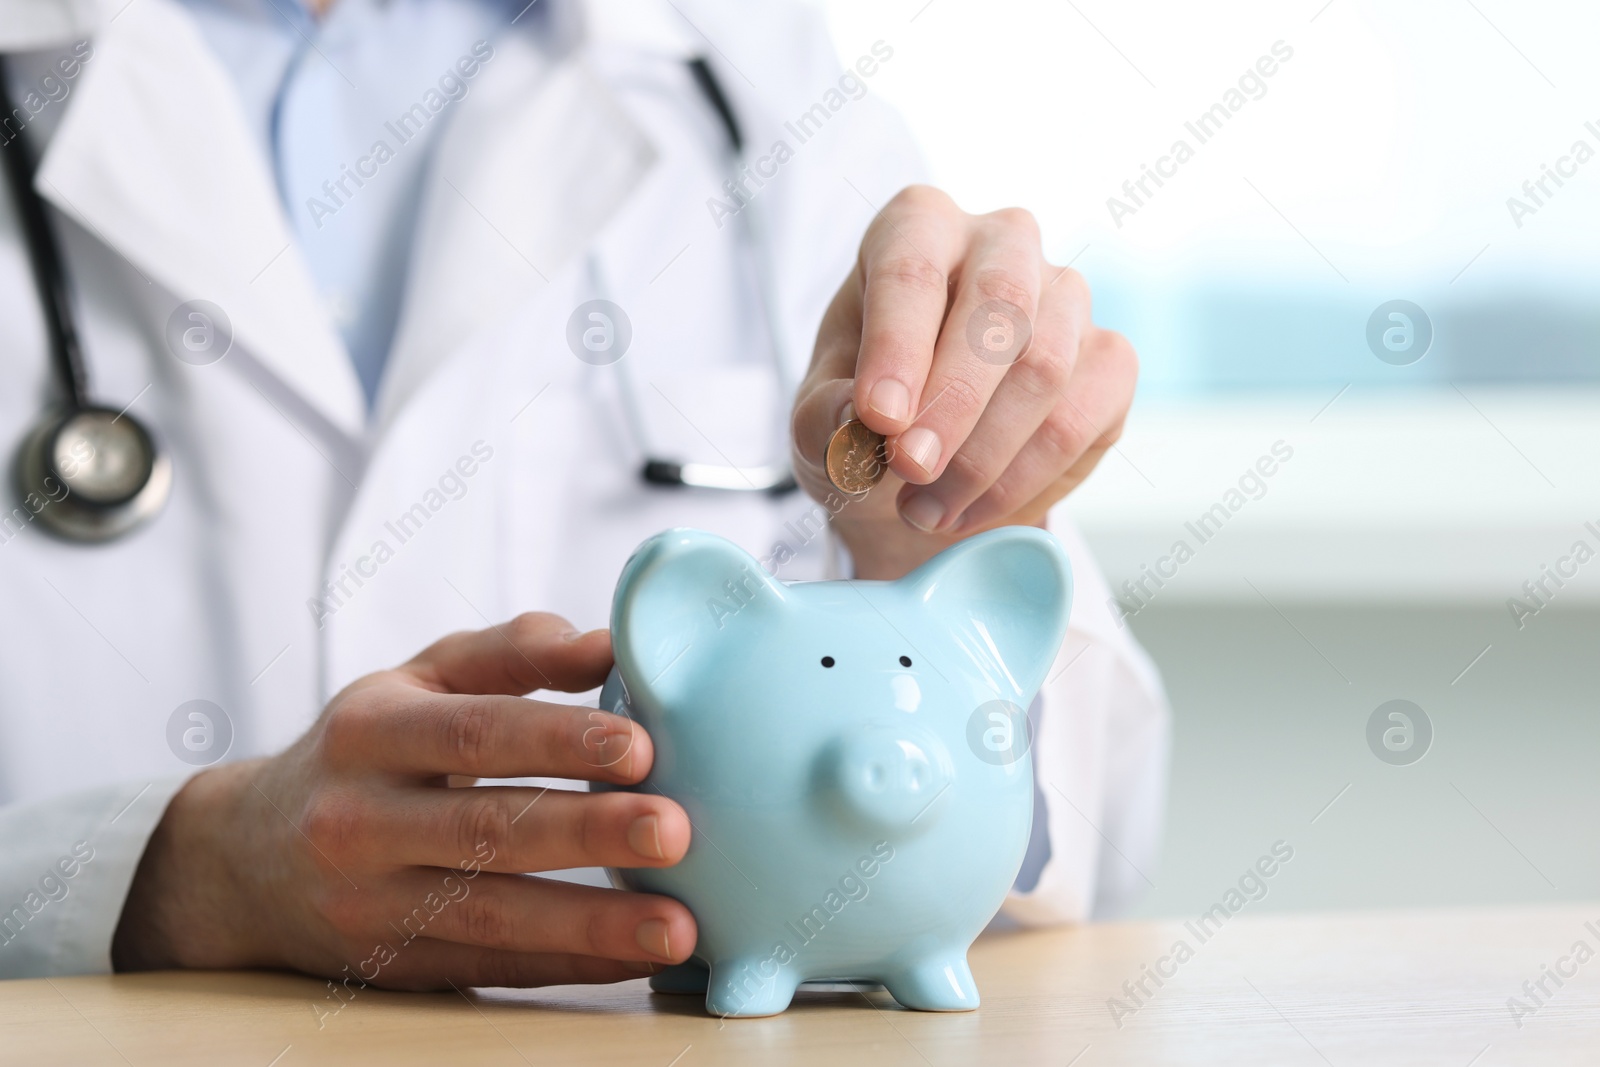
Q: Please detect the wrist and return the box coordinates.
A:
[112,758,269,971]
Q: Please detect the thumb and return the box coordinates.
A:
[791,377,857,479]
[402,612,613,696]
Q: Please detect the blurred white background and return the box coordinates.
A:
[821,0,1600,919]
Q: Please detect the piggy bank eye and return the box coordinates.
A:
[821,656,835,668]
[899,655,912,667]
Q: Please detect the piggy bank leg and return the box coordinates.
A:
[704,957,801,1018]
[648,960,710,995]
[880,953,980,1012]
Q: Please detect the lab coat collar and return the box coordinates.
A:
[29,0,368,438]
[368,0,676,430]
[2,0,693,440]
[370,32,658,431]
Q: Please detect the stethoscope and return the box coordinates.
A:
[0,52,790,547]
[607,58,798,496]
[1,56,172,543]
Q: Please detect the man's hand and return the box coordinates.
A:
[792,185,1137,579]
[113,614,697,989]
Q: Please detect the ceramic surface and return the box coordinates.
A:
[599,526,1072,1016]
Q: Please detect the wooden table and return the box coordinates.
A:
[4,906,1597,1065]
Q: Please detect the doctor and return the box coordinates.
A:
[0,0,1169,988]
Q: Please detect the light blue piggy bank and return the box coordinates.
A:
[599,525,1072,1017]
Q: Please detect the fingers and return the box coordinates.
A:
[850,186,962,433]
[894,374,1050,534]
[794,278,892,508]
[344,786,691,874]
[790,376,856,480]
[957,326,1138,532]
[362,871,697,965]
[808,261,866,382]
[404,612,613,697]
[323,692,652,783]
[895,268,1092,532]
[799,184,1133,540]
[884,208,1043,487]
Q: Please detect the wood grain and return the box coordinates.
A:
[3,906,1597,1065]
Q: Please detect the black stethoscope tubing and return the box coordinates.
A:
[631,58,797,496]
[2,53,171,543]
[0,51,790,545]
[0,61,87,410]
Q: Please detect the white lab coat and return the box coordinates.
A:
[0,0,1169,979]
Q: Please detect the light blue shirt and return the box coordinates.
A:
[179,0,542,406]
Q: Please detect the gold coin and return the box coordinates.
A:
[825,419,888,495]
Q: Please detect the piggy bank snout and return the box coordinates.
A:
[824,726,953,832]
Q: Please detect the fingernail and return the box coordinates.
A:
[624,960,659,975]
[564,627,606,643]
[868,379,911,423]
[628,814,664,860]
[898,427,941,473]
[900,492,946,532]
[580,713,636,770]
[840,399,857,425]
[636,918,673,961]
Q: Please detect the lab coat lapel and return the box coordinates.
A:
[33,0,366,439]
[373,34,658,433]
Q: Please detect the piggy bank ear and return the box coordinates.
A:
[902,526,1073,700]
[611,529,787,704]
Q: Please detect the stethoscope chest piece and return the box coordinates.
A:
[3,54,171,544]
[15,406,171,542]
